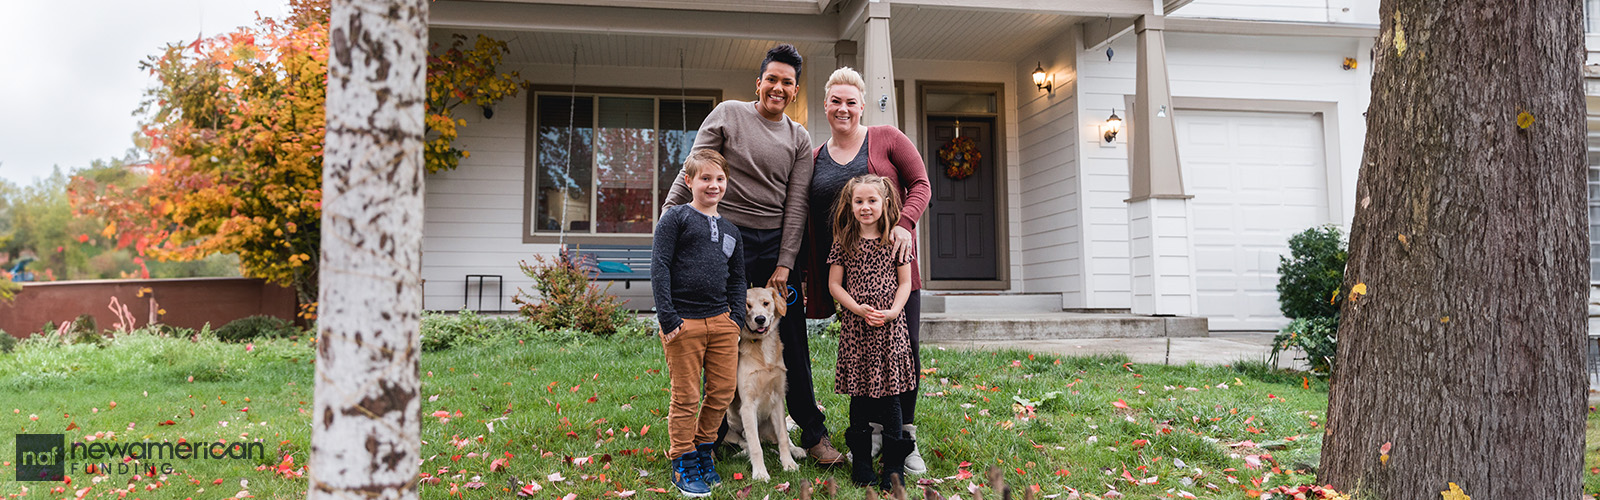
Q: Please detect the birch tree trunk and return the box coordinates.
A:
[310,0,427,498]
[1319,2,1587,498]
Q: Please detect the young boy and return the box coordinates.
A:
[651,148,746,497]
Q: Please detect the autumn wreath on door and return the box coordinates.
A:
[938,135,980,180]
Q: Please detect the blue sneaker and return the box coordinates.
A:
[671,451,712,497]
[696,443,721,486]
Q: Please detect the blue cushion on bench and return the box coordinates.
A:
[597,261,634,274]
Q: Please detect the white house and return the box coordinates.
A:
[419,0,1389,332]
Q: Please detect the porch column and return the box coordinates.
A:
[861,0,897,127]
[1127,14,1196,317]
[835,39,858,73]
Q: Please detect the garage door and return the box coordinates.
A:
[1176,110,1329,331]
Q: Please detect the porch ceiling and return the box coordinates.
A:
[431,28,834,71]
[888,6,1081,61]
[432,6,1081,71]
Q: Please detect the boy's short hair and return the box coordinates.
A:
[761,44,804,79]
[683,149,727,179]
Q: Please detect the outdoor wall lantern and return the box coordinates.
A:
[1103,109,1122,143]
[1032,62,1053,94]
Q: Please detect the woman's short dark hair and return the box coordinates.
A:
[761,44,804,79]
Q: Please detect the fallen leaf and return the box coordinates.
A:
[1441,482,1470,500]
[1517,111,1535,130]
[1112,400,1129,410]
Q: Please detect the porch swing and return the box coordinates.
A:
[557,49,693,290]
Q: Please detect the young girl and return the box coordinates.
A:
[826,174,917,491]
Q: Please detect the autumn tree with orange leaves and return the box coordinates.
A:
[71,0,522,314]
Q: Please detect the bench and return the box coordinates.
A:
[566,244,652,289]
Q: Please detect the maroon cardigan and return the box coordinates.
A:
[801,125,932,319]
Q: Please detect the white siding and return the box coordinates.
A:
[1172,0,1380,24]
[1013,29,1085,306]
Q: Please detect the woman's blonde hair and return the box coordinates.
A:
[831,174,901,260]
[824,67,867,97]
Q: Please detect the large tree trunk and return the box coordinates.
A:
[309,0,427,498]
[1320,2,1588,498]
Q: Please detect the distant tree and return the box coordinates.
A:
[72,0,519,314]
[1320,2,1587,498]
[72,0,329,310]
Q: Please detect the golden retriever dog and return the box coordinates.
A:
[724,286,804,480]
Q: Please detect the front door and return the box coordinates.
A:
[925,118,998,281]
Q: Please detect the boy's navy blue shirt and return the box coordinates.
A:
[652,204,746,334]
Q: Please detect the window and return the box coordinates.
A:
[1590,0,1600,33]
[1588,114,1600,281]
[531,91,715,239]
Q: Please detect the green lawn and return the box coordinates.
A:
[0,323,1590,499]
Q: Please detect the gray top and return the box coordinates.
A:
[809,135,871,225]
[661,100,813,269]
[651,204,747,334]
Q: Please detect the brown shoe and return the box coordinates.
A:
[807,436,847,465]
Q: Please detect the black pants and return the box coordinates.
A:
[726,225,829,449]
[902,292,920,425]
[849,393,906,441]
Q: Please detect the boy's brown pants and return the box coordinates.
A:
[662,312,740,459]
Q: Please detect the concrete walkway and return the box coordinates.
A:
[926,332,1306,369]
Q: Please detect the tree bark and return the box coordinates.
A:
[1320,2,1588,499]
[309,0,426,498]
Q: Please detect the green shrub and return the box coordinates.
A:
[0,331,14,353]
[512,253,632,336]
[215,315,297,343]
[68,314,105,346]
[1270,317,1339,375]
[1276,225,1348,319]
[421,310,542,351]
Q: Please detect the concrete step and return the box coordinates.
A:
[922,293,1061,314]
[920,312,1208,341]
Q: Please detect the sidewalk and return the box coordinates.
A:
[926,331,1295,368]
[929,333,1600,403]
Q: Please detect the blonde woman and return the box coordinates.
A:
[800,66,931,475]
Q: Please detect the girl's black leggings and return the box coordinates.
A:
[850,392,908,440]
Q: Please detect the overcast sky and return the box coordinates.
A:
[0,0,290,186]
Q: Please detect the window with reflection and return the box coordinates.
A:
[533,92,714,236]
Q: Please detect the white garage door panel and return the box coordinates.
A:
[1178,110,1328,331]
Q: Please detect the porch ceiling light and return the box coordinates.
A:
[1103,110,1122,143]
[1032,62,1053,94]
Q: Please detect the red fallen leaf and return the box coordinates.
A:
[1131,439,1148,447]
[1054,468,1070,476]
[1379,442,1392,454]
[958,461,972,468]
[490,458,508,472]
[774,482,791,492]
[65,421,79,431]
[733,473,744,480]
[1015,467,1025,475]
[159,420,176,426]
[239,407,250,413]
[586,395,598,403]
[566,431,579,438]
[1112,400,1130,409]
[77,234,90,243]
[451,454,462,461]
[646,488,667,493]
[464,481,486,490]
[955,468,974,480]
[213,478,225,485]
[639,425,649,436]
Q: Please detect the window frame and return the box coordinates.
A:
[522,85,721,245]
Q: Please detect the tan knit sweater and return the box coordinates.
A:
[663,100,814,269]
